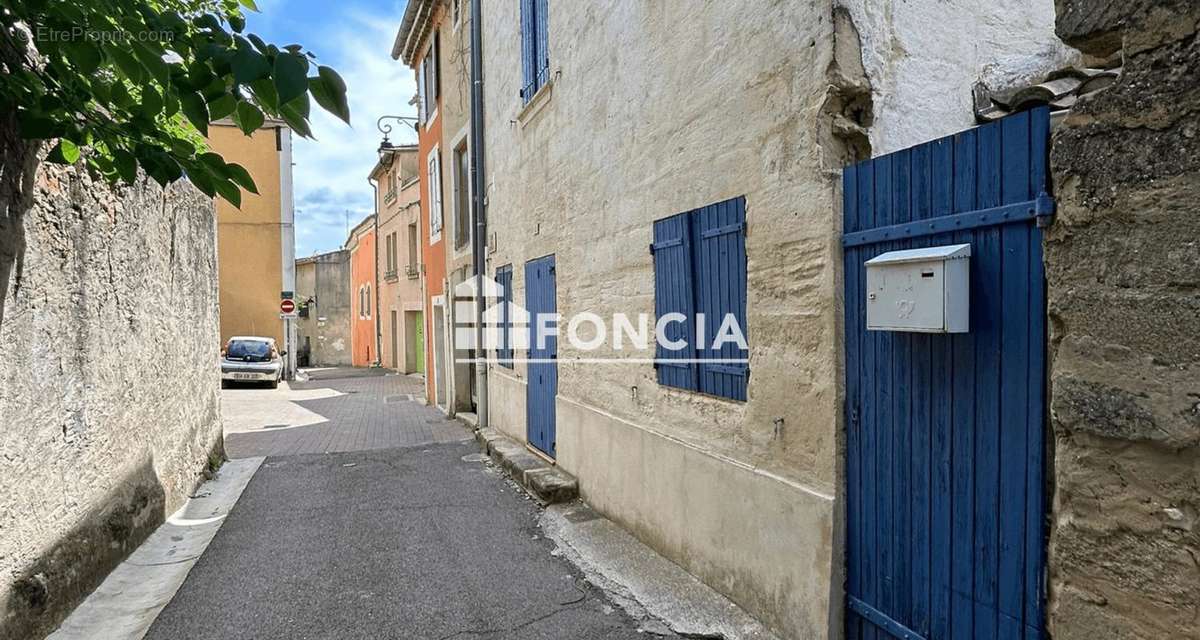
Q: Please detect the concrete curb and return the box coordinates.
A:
[47,457,265,640]
[475,428,578,504]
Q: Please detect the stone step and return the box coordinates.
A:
[475,428,578,504]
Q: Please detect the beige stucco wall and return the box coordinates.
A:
[0,163,222,639]
[481,1,841,637]
[376,148,425,373]
[208,123,286,347]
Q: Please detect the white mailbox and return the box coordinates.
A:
[865,244,970,333]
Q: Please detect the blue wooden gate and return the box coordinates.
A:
[525,254,558,457]
[843,108,1052,640]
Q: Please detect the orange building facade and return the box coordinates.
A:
[394,1,449,407]
[346,215,377,367]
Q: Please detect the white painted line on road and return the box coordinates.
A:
[47,457,265,640]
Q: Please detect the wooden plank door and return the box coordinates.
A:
[843,108,1051,640]
[525,254,557,457]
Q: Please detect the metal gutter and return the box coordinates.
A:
[469,0,488,428]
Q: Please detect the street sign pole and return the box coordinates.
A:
[280,297,297,380]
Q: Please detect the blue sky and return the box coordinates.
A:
[243,0,418,257]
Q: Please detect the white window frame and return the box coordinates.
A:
[417,62,426,125]
[421,35,439,125]
[428,144,443,244]
[449,124,471,258]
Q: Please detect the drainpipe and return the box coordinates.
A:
[369,176,383,367]
[469,0,489,428]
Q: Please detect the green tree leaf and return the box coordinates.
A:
[272,52,308,105]
[249,78,279,110]
[232,46,270,84]
[17,113,61,139]
[233,101,265,135]
[63,41,102,75]
[47,140,81,164]
[279,94,312,138]
[180,92,210,135]
[309,65,350,124]
[107,46,144,83]
[141,86,164,119]
[212,175,242,208]
[208,93,237,120]
[113,150,138,183]
[240,0,260,11]
[225,162,259,194]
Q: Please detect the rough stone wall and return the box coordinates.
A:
[839,0,1077,154]
[0,161,222,640]
[295,250,353,366]
[1045,1,1200,638]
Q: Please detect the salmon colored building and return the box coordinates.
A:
[346,214,377,367]
[393,0,448,407]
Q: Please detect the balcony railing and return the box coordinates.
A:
[405,263,421,279]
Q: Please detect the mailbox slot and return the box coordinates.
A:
[865,244,970,333]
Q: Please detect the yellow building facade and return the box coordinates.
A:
[207,120,296,372]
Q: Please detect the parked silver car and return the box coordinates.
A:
[220,336,284,388]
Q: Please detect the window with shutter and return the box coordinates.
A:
[417,62,426,124]
[495,264,513,368]
[651,212,698,392]
[519,0,549,103]
[428,146,443,241]
[692,198,748,401]
[420,33,439,122]
[650,196,748,401]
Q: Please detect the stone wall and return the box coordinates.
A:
[296,250,353,367]
[1045,1,1200,637]
[0,160,222,640]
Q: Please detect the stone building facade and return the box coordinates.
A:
[1044,1,1200,637]
[0,163,223,640]
[295,250,353,367]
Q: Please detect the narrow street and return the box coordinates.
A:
[143,369,675,640]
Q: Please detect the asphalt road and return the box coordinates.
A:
[146,370,662,640]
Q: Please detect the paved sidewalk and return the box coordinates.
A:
[144,443,662,640]
[223,370,461,459]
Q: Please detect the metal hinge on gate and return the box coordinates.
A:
[1034,192,1056,228]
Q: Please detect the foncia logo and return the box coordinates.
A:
[452,275,747,365]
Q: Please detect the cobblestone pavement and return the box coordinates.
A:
[144,367,664,640]
[223,368,467,459]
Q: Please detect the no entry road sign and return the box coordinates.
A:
[280,299,296,314]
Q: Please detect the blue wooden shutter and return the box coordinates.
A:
[693,197,748,401]
[651,213,698,391]
[519,0,536,103]
[495,265,513,367]
[535,0,549,88]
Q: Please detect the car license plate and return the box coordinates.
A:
[233,373,256,380]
